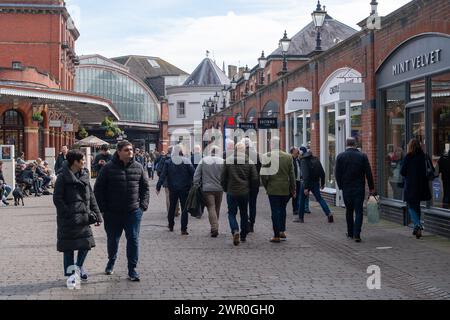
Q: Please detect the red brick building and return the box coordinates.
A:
[0,0,118,160]
[205,0,450,237]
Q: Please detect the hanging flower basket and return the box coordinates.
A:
[32,112,44,123]
[105,129,114,138]
[78,127,89,139]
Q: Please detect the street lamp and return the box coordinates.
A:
[202,101,208,119]
[312,1,327,51]
[258,51,268,85]
[243,65,250,95]
[213,92,220,113]
[207,97,213,116]
[279,31,291,74]
[221,85,227,110]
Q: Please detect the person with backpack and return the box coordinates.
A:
[298,147,333,224]
[335,137,375,242]
[400,138,432,239]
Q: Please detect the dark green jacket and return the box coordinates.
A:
[221,156,259,197]
[261,150,296,196]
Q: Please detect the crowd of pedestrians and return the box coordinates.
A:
[50,135,434,287]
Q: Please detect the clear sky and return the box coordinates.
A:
[67,0,412,74]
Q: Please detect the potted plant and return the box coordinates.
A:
[78,127,88,139]
[102,117,122,138]
[32,112,43,123]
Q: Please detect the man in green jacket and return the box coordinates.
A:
[221,142,259,246]
[261,137,296,243]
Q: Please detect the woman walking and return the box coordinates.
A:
[401,139,432,239]
[53,150,102,284]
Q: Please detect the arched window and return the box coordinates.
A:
[0,110,25,156]
[262,101,279,118]
[246,108,257,123]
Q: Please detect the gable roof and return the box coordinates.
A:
[183,58,230,86]
[270,15,357,57]
[111,55,189,81]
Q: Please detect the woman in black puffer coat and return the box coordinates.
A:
[53,150,102,281]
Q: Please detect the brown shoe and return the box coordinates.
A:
[280,232,287,241]
[270,237,281,243]
[233,233,240,246]
[211,230,219,238]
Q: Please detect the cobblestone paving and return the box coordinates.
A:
[0,180,449,300]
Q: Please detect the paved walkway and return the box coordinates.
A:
[0,180,449,300]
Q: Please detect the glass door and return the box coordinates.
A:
[336,118,347,207]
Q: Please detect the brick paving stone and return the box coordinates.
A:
[0,180,449,300]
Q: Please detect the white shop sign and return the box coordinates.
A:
[62,124,74,132]
[49,120,62,127]
[285,91,312,114]
[320,68,363,106]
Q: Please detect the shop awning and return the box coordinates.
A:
[75,135,109,148]
[0,85,120,123]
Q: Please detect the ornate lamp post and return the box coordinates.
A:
[258,51,268,85]
[213,92,220,113]
[221,85,227,110]
[243,65,251,95]
[279,31,291,74]
[311,1,327,51]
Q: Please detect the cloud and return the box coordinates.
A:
[75,0,411,73]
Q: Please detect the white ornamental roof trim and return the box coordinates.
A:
[0,86,120,121]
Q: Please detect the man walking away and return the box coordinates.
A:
[298,147,333,223]
[335,137,375,243]
[156,145,194,235]
[261,137,296,243]
[222,142,259,246]
[55,146,68,175]
[193,146,224,237]
[94,141,150,281]
[243,138,261,233]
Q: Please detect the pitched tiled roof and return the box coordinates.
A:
[111,55,189,82]
[270,15,357,57]
[183,58,230,86]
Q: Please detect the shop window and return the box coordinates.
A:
[431,72,450,209]
[351,104,363,149]
[383,85,406,200]
[325,107,336,188]
[410,79,426,101]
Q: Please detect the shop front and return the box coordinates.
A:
[285,88,312,151]
[377,33,450,236]
[319,68,365,206]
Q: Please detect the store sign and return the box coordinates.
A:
[62,124,73,132]
[49,120,61,127]
[239,123,256,131]
[285,90,312,114]
[258,118,278,129]
[377,34,450,89]
[339,83,365,101]
[392,49,442,76]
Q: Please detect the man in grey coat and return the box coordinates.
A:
[193,146,224,237]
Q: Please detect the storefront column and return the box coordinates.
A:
[44,129,50,149]
[285,114,289,152]
[293,112,298,147]
[24,127,39,161]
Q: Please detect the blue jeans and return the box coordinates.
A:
[168,189,189,231]
[343,189,365,238]
[104,208,143,272]
[63,250,88,276]
[227,194,249,239]
[299,182,331,219]
[268,195,290,237]
[407,201,422,229]
[293,181,310,214]
[248,187,259,226]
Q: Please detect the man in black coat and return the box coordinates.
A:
[156,145,194,235]
[335,137,375,242]
[93,144,113,174]
[94,140,150,281]
[54,146,69,175]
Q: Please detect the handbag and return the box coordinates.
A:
[425,156,436,181]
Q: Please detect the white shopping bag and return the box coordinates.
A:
[66,265,81,290]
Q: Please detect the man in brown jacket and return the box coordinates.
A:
[221,142,259,246]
